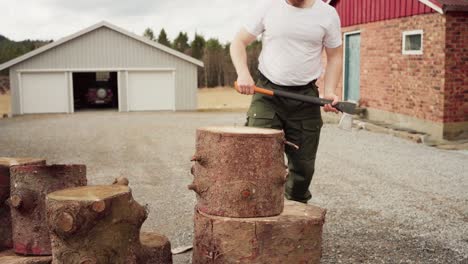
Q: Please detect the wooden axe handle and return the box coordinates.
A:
[234,82,328,105]
[234,82,357,115]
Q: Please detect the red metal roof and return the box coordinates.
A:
[331,0,435,27]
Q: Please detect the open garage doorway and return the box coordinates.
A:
[73,72,118,111]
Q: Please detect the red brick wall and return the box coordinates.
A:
[0,76,9,94]
[444,12,468,123]
[318,13,447,123]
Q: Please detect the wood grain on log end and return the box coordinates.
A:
[56,212,75,233]
[0,158,46,167]
[47,185,130,201]
[193,201,326,264]
[0,250,52,264]
[10,195,22,209]
[91,200,106,213]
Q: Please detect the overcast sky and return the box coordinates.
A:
[0,0,254,43]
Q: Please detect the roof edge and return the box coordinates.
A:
[0,21,204,71]
[419,0,445,14]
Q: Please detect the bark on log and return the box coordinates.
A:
[193,201,326,264]
[190,126,287,218]
[46,185,172,264]
[0,250,52,264]
[0,158,46,250]
[9,165,87,255]
[140,232,173,264]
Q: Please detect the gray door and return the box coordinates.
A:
[344,33,361,102]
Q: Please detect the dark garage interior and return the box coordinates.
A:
[73,72,118,110]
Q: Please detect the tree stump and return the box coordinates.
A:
[0,250,52,264]
[0,158,46,250]
[189,126,287,218]
[10,165,87,255]
[193,201,326,264]
[46,185,172,264]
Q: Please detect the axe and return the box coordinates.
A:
[234,82,356,130]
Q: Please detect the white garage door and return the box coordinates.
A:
[21,72,69,114]
[127,71,175,111]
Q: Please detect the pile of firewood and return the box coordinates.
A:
[0,157,172,264]
[189,127,327,264]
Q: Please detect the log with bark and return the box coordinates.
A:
[0,158,46,250]
[0,250,52,264]
[189,126,288,218]
[192,200,327,264]
[9,164,87,255]
[46,184,172,264]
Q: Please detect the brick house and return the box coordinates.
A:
[318,0,467,140]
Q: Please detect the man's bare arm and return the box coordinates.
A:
[323,45,343,113]
[230,29,257,94]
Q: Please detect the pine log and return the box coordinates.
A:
[140,232,173,264]
[0,250,52,264]
[46,185,172,264]
[0,158,46,250]
[190,126,287,218]
[193,201,326,264]
[9,165,87,256]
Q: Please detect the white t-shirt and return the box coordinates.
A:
[244,0,342,86]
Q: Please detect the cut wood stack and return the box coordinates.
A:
[45,181,172,264]
[189,127,327,264]
[0,159,86,264]
[1,157,173,264]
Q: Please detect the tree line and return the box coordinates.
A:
[0,29,261,88]
[144,28,261,88]
[0,35,52,75]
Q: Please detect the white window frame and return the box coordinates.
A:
[402,30,424,55]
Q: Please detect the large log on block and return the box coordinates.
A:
[193,201,326,264]
[10,165,87,256]
[0,250,52,264]
[0,158,46,250]
[46,185,172,264]
[190,126,287,218]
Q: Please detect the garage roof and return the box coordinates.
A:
[0,21,204,71]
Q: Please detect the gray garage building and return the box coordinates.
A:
[0,21,203,115]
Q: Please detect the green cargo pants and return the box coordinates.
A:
[246,74,323,203]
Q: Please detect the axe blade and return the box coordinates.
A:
[336,101,357,115]
[338,113,354,131]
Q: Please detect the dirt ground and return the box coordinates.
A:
[0,111,467,263]
[0,92,10,117]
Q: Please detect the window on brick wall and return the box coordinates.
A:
[402,30,423,55]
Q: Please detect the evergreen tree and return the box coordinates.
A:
[143,28,155,41]
[157,29,171,47]
[172,32,190,53]
[190,33,205,60]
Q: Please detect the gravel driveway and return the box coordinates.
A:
[0,111,466,264]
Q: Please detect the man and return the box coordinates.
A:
[230,0,343,203]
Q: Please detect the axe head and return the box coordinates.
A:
[338,113,354,131]
[335,101,357,115]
